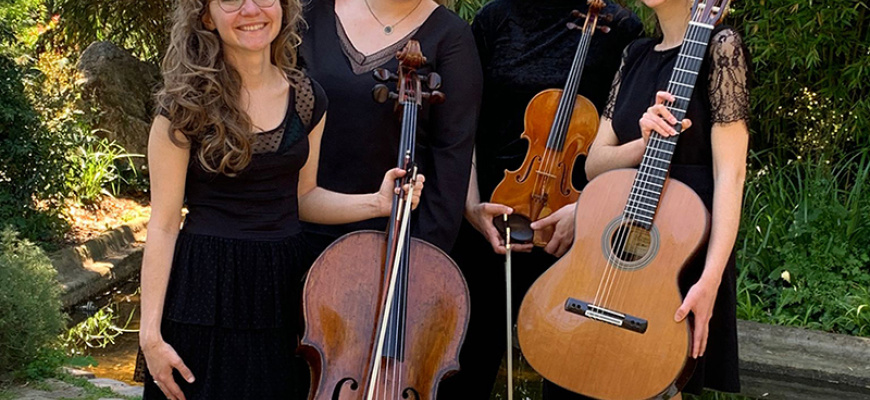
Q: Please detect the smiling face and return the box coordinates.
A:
[202,0,283,57]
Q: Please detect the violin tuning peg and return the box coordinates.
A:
[372,84,393,103]
[570,10,586,19]
[373,68,397,83]
[423,91,445,105]
[425,73,442,90]
[566,22,581,30]
[598,25,611,33]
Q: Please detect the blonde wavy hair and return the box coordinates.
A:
[157,0,303,175]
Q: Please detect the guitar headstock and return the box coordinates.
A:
[567,0,612,34]
[372,40,445,108]
[691,0,731,26]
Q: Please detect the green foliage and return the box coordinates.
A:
[65,132,142,205]
[0,228,65,377]
[45,0,170,62]
[0,53,68,243]
[450,0,489,22]
[738,150,870,336]
[732,0,870,158]
[61,305,136,356]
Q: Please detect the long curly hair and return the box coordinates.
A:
[157,0,303,175]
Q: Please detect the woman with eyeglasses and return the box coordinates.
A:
[138,0,423,399]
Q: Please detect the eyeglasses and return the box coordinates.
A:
[215,0,278,13]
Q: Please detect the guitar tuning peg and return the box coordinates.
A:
[372,84,397,104]
[373,68,398,83]
[423,91,445,105]
[424,73,442,90]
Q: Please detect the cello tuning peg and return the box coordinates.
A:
[423,90,445,105]
[373,68,397,83]
[372,84,396,104]
[424,73,442,90]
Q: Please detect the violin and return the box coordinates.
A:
[490,0,611,246]
[299,40,470,400]
[516,1,730,398]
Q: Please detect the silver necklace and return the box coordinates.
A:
[364,0,424,35]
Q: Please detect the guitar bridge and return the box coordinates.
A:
[564,298,648,334]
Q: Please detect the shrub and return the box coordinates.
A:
[0,228,65,378]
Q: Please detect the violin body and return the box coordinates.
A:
[300,231,470,400]
[490,89,599,246]
[516,169,708,399]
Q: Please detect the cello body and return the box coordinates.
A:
[516,169,708,399]
[300,231,469,400]
[490,89,599,245]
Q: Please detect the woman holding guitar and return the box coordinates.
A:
[582,0,750,395]
[441,1,641,399]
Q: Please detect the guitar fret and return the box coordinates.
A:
[674,68,698,75]
[680,54,704,61]
[630,191,661,203]
[684,38,706,45]
[689,21,714,29]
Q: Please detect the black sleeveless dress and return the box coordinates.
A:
[141,73,328,399]
[602,27,751,395]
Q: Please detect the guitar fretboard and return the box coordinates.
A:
[624,21,714,230]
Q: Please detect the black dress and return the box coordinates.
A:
[603,27,751,395]
[142,73,328,400]
[438,1,642,399]
[299,0,482,254]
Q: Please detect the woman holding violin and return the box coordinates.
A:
[584,0,750,396]
[440,1,641,398]
[299,0,482,255]
[138,0,422,398]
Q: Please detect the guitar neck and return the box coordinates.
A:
[624,21,714,230]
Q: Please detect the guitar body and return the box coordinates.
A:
[490,89,599,246]
[517,169,709,399]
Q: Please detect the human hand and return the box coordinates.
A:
[377,168,425,216]
[142,338,195,400]
[529,203,576,257]
[639,91,693,144]
[465,203,533,255]
[674,278,719,358]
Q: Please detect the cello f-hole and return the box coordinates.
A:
[332,377,358,400]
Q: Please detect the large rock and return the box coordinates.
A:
[77,41,161,169]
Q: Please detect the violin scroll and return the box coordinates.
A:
[567,0,613,33]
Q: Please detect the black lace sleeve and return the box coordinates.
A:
[602,52,626,119]
[708,28,750,124]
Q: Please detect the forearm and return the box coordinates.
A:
[139,227,179,346]
[700,173,745,287]
[298,187,386,225]
[586,138,646,180]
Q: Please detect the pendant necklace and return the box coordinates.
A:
[364,0,424,35]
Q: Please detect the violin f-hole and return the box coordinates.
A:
[402,387,421,399]
[514,155,541,184]
[332,377,358,400]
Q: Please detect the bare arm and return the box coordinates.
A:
[140,116,195,399]
[298,114,423,224]
[585,117,646,180]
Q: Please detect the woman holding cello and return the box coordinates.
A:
[581,0,750,396]
[138,0,422,398]
[440,1,641,398]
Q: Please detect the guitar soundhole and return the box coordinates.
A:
[602,219,659,270]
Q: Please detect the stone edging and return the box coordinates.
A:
[738,319,870,399]
[50,218,148,308]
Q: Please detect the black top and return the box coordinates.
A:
[471,0,643,199]
[180,73,328,240]
[605,27,750,210]
[299,0,482,252]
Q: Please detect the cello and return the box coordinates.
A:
[490,0,610,246]
[299,41,470,400]
[516,1,730,398]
